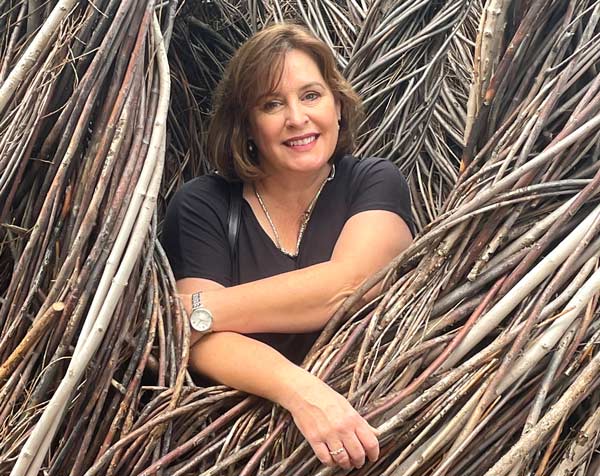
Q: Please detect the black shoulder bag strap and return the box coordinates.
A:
[227,182,243,286]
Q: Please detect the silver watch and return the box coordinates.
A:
[190,292,213,334]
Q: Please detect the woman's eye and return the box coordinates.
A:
[263,101,282,112]
[304,91,320,101]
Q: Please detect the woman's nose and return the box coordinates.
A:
[285,101,308,127]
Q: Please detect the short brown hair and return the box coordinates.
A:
[207,23,362,182]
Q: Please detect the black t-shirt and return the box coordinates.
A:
[162,155,415,364]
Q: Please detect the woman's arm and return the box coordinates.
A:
[178,279,381,468]
[189,330,379,469]
[178,211,404,469]
[178,209,412,334]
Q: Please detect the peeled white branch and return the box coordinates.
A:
[484,348,600,476]
[441,202,600,370]
[8,14,170,476]
[435,196,576,314]
[538,255,598,321]
[499,264,600,392]
[0,0,77,114]
[549,403,600,475]
[465,0,509,141]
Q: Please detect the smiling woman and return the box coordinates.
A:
[161,23,415,471]
[248,49,341,180]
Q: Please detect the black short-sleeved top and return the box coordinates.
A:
[162,155,415,364]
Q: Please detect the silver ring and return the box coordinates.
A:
[328,447,345,456]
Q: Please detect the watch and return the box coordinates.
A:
[189,292,214,334]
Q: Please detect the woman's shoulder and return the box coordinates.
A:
[165,174,234,230]
[336,154,415,234]
[170,174,231,209]
[337,154,396,172]
[336,154,401,185]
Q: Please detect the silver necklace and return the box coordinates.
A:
[254,165,335,258]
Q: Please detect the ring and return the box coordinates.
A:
[328,447,345,456]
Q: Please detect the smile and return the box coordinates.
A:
[285,134,319,147]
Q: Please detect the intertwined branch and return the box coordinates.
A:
[0,1,182,475]
[2,1,600,475]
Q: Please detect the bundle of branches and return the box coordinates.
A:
[0,1,184,475]
[164,0,252,204]
[2,0,481,473]
[346,0,481,228]
[164,0,481,231]
[87,0,600,475]
[4,0,600,475]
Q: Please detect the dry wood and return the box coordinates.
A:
[2,0,600,475]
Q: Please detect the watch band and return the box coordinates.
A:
[189,291,214,334]
[191,291,202,311]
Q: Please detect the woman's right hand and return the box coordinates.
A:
[277,369,380,470]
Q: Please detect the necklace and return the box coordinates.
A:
[254,164,335,258]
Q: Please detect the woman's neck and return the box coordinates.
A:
[255,164,332,212]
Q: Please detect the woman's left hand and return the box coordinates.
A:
[276,368,380,470]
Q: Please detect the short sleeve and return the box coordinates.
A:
[161,177,232,286]
[347,158,416,236]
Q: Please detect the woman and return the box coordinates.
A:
[162,23,414,470]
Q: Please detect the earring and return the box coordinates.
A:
[248,140,256,154]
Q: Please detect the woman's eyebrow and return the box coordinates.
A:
[255,82,326,103]
[300,81,325,90]
[255,91,278,103]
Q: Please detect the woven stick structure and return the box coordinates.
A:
[2,1,600,475]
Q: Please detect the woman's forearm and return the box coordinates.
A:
[204,260,359,334]
[193,331,381,469]
[190,331,314,407]
[177,211,413,335]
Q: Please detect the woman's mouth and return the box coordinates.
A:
[284,134,319,151]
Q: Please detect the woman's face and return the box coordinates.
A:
[248,49,341,178]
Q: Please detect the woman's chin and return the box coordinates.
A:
[278,148,334,174]
[285,158,330,175]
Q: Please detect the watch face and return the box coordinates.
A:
[190,309,212,333]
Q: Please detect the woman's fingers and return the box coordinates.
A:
[326,439,353,470]
[368,422,381,437]
[312,441,335,467]
[284,373,379,469]
[356,423,380,462]
[337,432,367,469]
[304,421,378,469]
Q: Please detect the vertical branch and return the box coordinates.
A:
[0,0,78,114]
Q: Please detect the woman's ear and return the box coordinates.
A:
[335,98,342,122]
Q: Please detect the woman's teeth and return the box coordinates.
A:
[287,135,317,146]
